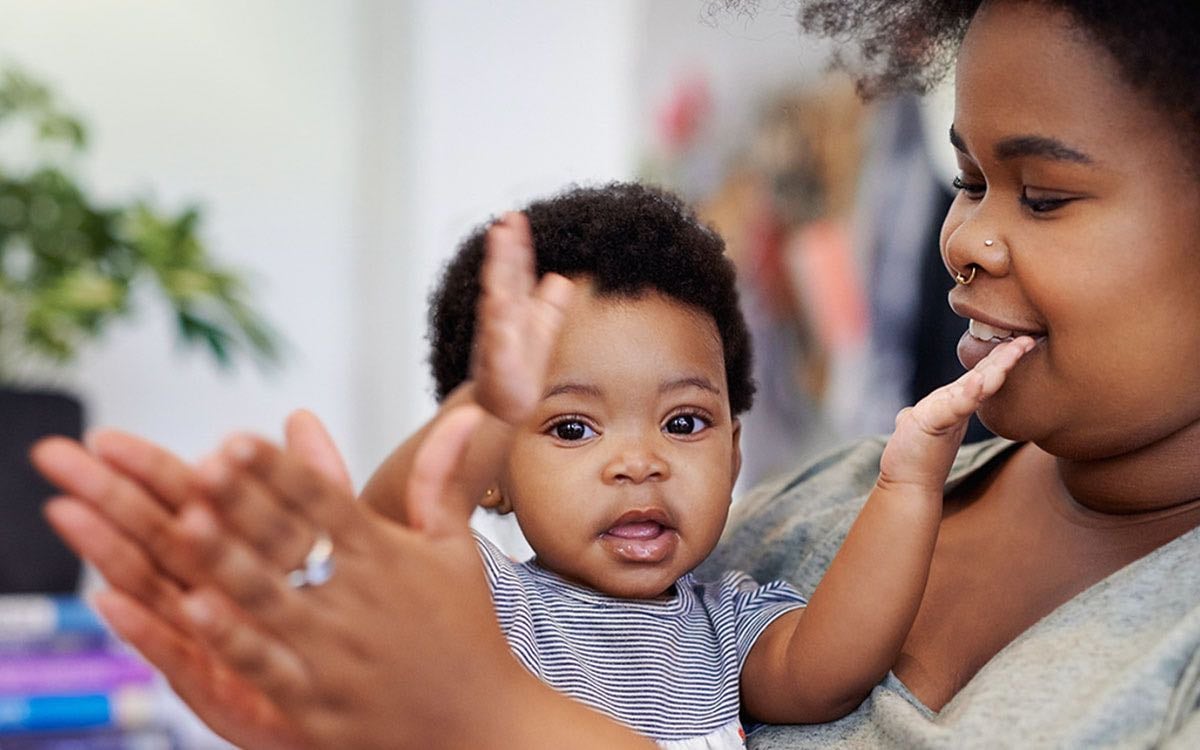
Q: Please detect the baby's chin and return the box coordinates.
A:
[589,567,686,601]
[598,580,679,601]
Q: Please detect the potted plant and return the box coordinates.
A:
[0,65,280,593]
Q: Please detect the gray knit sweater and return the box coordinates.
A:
[700,438,1200,749]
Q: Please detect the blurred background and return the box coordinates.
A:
[0,1,971,744]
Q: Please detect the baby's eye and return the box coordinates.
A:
[664,414,709,436]
[550,419,596,441]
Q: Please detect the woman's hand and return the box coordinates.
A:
[29,418,348,750]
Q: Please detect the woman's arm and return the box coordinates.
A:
[741,337,1034,723]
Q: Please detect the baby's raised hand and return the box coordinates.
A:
[471,212,574,425]
[878,336,1035,492]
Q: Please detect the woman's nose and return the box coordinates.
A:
[941,202,1010,283]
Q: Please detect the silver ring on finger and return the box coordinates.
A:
[287,533,334,588]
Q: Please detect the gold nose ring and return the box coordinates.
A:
[954,265,978,285]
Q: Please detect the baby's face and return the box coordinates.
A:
[500,283,741,599]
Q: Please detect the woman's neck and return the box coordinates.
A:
[1051,422,1200,518]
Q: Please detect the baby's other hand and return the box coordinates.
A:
[879,336,1035,492]
[472,211,574,425]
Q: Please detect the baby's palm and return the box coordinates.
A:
[472,212,574,425]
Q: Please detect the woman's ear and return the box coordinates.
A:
[480,487,513,515]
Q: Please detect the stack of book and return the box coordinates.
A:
[0,594,175,749]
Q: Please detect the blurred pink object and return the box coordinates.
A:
[786,221,867,350]
[655,73,712,154]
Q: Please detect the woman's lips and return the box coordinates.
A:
[599,512,677,563]
[968,319,1016,341]
[958,318,1046,369]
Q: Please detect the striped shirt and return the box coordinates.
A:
[475,533,807,745]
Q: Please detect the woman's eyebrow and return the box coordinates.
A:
[949,124,1093,164]
[994,135,1093,164]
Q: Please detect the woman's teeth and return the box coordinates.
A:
[969,319,1015,341]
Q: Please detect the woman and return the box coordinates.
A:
[32,0,1200,747]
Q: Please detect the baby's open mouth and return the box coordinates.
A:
[600,511,677,563]
[606,520,668,539]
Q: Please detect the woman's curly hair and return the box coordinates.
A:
[427,182,756,416]
[723,1,1200,156]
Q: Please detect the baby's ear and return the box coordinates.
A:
[481,487,513,515]
[729,418,743,488]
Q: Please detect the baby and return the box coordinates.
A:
[190,183,1032,748]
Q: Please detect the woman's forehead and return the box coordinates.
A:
[951,2,1167,159]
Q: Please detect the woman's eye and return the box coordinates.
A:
[1020,188,1073,214]
[551,420,596,441]
[952,174,986,198]
[664,414,709,436]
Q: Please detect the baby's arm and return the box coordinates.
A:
[741,336,1035,723]
[361,212,573,529]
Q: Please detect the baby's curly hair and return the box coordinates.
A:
[427,182,756,416]
[720,1,1200,159]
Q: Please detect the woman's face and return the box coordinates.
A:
[941,0,1200,460]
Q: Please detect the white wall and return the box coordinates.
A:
[0,0,361,469]
[353,0,640,483]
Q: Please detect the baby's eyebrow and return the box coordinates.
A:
[543,382,602,400]
[660,376,721,396]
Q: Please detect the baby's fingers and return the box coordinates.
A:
[483,212,536,301]
[974,336,1036,397]
[908,337,1034,434]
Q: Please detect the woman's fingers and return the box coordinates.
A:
[92,590,304,750]
[179,588,311,708]
[195,454,317,571]
[43,497,186,626]
[176,503,315,639]
[31,437,204,588]
[195,414,355,572]
[211,435,368,555]
[87,429,207,511]
[284,409,354,491]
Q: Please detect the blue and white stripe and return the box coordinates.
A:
[475,534,806,743]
